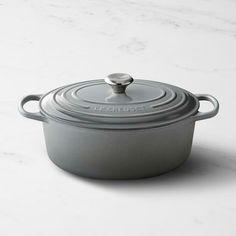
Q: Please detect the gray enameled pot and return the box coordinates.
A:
[19,73,219,179]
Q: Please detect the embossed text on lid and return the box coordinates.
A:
[39,74,199,128]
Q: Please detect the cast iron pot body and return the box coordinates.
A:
[19,73,219,179]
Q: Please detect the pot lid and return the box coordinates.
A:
[39,73,199,129]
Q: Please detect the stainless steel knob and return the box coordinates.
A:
[105,73,134,94]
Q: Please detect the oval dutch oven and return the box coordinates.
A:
[19,73,219,179]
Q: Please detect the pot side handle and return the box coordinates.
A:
[19,94,46,122]
[193,94,219,121]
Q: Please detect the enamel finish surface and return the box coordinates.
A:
[40,79,199,127]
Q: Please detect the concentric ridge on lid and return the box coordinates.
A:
[39,78,199,129]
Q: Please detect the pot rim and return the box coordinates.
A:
[19,93,219,129]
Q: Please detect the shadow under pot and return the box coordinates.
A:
[19,73,219,179]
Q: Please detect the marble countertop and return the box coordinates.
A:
[0,0,236,235]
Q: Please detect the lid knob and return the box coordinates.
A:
[105,73,133,94]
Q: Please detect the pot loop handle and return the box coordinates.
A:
[193,94,219,121]
[19,94,46,122]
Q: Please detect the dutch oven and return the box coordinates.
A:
[19,73,219,179]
